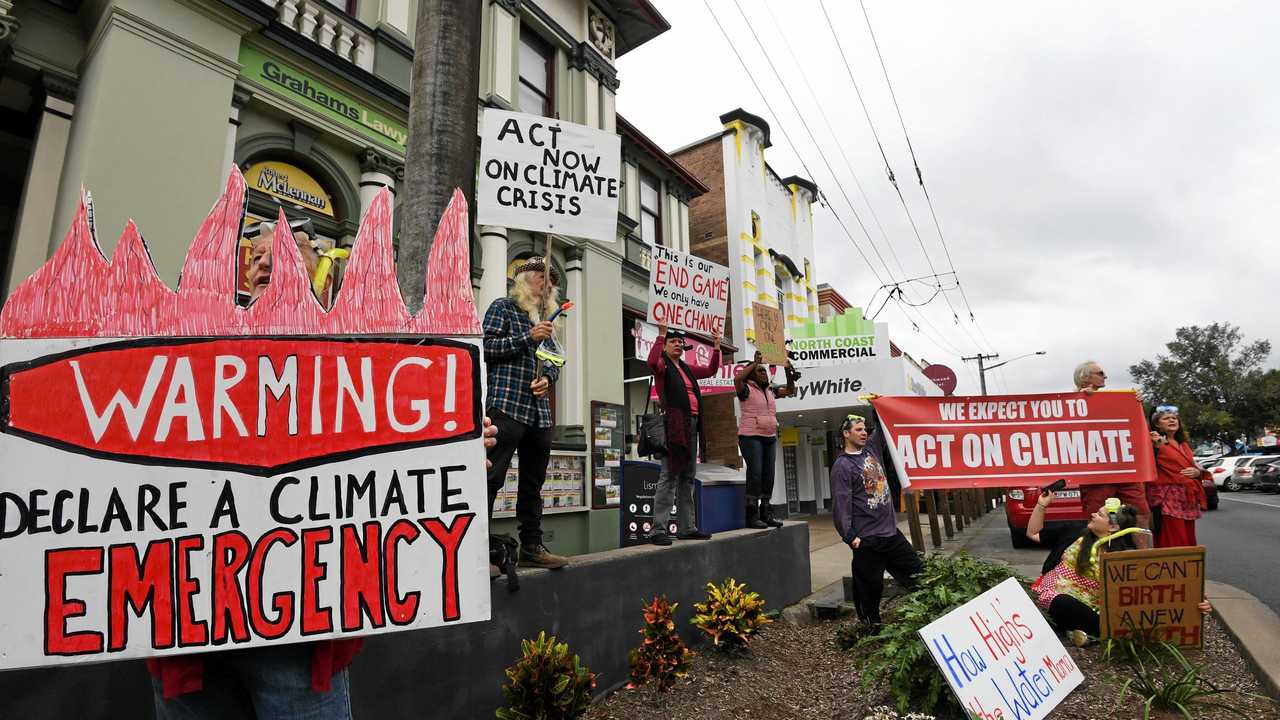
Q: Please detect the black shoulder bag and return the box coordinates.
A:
[637,377,667,458]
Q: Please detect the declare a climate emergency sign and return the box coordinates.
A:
[0,336,488,670]
[872,392,1154,490]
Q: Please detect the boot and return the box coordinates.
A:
[745,500,767,529]
[760,500,783,528]
[519,542,570,569]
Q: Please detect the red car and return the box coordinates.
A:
[1004,486,1087,548]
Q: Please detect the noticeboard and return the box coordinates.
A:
[591,400,625,508]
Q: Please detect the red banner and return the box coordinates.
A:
[872,392,1154,490]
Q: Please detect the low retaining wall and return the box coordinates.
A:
[0,523,810,719]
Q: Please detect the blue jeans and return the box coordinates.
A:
[152,643,352,720]
[738,435,777,502]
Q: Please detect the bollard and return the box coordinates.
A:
[905,491,925,550]
[938,490,955,539]
[924,490,942,548]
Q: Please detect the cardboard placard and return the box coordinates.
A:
[920,577,1083,720]
[646,245,728,337]
[750,302,786,364]
[476,108,621,243]
[1100,546,1205,647]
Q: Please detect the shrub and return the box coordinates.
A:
[691,577,772,650]
[496,631,597,720]
[1118,641,1257,719]
[853,552,1027,714]
[627,596,694,691]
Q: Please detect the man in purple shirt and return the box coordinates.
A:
[830,412,923,630]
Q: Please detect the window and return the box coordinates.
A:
[639,170,662,245]
[518,29,554,117]
[321,0,355,13]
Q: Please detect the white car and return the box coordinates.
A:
[1206,456,1251,488]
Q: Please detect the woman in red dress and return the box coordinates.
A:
[1147,405,1208,547]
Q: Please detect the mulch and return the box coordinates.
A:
[584,613,1279,720]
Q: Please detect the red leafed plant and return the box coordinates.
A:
[627,596,693,692]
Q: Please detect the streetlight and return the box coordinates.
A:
[962,351,1047,395]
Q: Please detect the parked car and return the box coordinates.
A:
[1226,454,1280,491]
[1207,455,1252,488]
[1255,460,1280,493]
[1005,486,1087,549]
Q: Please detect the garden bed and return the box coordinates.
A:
[584,613,1278,719]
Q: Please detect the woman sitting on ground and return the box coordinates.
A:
[1029,496,1210,645]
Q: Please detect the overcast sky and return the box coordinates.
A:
[616,0,1278,396]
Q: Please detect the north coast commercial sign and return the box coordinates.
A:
[239,45,408,153]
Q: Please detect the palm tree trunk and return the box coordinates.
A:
[400,0,482,314]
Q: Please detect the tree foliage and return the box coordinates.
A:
[1129,323,1276,443]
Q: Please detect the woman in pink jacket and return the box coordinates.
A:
[734,350,797,528]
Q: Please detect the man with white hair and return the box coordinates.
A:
[482,256,569,570]
[1072,360,1152,539]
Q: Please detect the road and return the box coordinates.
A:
[954,492,1280,614]
[1198,490,1280,613]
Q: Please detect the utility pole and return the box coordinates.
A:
[962,353,998,396]
[399,0,483,313]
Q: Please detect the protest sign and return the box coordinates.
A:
[647,245,728,336]
[871,392,1154,490]
[920,577,1082,720]
[0,170,489,671]
[750,302,786,363]
[1101,546,1205,647]
[477,108,620,243]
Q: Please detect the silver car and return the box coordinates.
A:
[1226,455,1280,491]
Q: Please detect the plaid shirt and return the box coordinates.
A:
[483,298,559,428]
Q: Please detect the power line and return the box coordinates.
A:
[857,0,1000,357]
[724,0,901,284]
[700,0,887,285]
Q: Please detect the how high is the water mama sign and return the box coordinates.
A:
[0,170,489,670]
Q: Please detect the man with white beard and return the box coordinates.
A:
[482,257,569,571]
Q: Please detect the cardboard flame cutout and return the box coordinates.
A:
[0,169,481,337]
[0,167,489,671]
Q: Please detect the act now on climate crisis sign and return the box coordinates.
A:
[872,391,1155,490]
[477,108,621,243]
[920,578,1083,720]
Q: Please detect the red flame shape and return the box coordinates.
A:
[0,167,481,338]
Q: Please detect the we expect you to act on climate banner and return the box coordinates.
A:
[477,108,621,243]
[872,392,1154,490]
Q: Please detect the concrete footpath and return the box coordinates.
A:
[788,507,1280,698]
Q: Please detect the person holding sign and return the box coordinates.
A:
[483,257,570,570]
[734,350,798,529]
[1147,406,1208,547]
[1072,360,1152,541]
[1031,496,1211,646]
[646,322,721,545]
[830,411,923,631]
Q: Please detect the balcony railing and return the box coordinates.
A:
[263,0,374,72]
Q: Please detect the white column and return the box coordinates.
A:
[222,89,250,185]
[559,246,586,427]
[359,148,400,222]
[9,73,75,291]
[477,225,510,311]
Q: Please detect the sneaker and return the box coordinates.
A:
[1067,629,1090,648]
[676,529,713,540]
[519,543,569,569]
[650,533,672,546]
[489,563,500,579]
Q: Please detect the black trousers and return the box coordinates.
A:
[738,435,777,502]
[485,408,553,547]
[1048,594,1100,637]
[850,530,924,625]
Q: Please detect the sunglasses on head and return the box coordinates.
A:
[841,413,866,430]
[1155,405,1178,415]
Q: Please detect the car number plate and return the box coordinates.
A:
[1057,490,1081,499]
